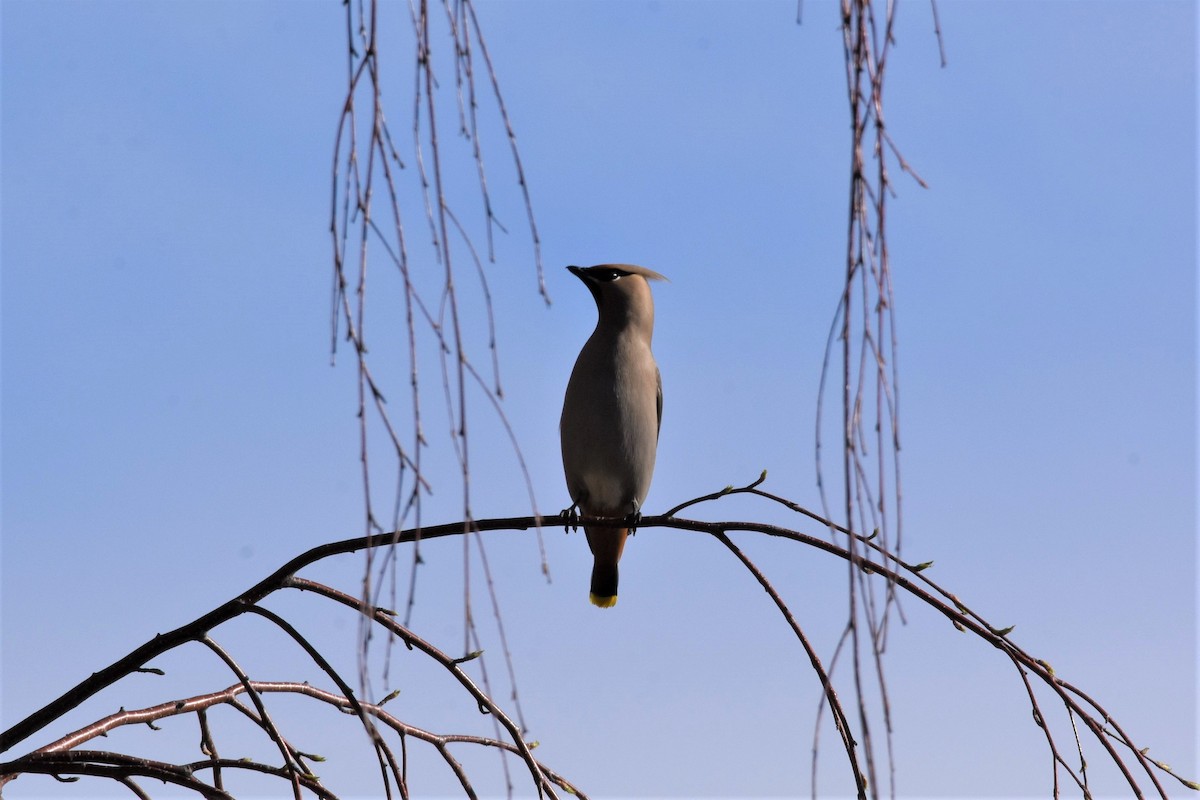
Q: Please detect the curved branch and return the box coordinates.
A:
[2,501,1190,796]
[713,531,866,798]
[242,604,402,794]
[3,680,583,800]
[0,516,539,755]
[200,637,305,800]
[287,578,556,800]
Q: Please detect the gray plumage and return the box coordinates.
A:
[560,263,665,608]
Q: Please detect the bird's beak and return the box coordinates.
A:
[567,264,603,302]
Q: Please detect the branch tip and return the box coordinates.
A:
[453,650,484,665]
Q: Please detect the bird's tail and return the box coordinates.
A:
[585,526,628,608]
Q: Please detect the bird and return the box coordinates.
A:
[560,263,666,608]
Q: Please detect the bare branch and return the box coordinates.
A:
[3,491,1189,797]
[329,6,543,746]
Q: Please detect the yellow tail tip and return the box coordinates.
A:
[589,593,618,608]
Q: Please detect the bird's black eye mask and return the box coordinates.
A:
[589,268,628,282]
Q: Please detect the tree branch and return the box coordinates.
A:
[2,488,1192,797]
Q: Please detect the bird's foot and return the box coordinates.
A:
[559,505,580,532]
[622,510,642,536]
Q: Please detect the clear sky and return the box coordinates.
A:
[2,1,1196,798]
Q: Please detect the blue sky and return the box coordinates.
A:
[2,1,1196,798]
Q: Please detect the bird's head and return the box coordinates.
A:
[567,263,667,334]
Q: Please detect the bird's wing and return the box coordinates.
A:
[655,366,663,440]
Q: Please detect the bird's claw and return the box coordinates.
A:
[622,510,642,536]
[559,505,580,533]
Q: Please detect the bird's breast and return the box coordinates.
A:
[560,335,659,516]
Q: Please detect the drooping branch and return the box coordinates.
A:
[329,5,545,745]
[818,2,946,793]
